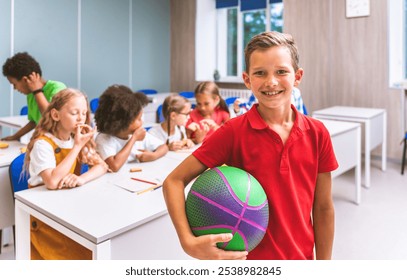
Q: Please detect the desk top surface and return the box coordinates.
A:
[0,140,25,167]
[312,106,385,119]
[0,115,29,128]
[14,151,192,244]
[318,119,361,137]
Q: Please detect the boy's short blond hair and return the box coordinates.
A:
[244,31,299,73]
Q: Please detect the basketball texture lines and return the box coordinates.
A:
[186,166,269,252]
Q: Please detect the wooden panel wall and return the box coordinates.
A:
[170,0,197,92]
[284,0,332,113]
[171,0,403,159]
[329,0,401,160]
[285,0,401,159]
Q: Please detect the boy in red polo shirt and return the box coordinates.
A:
[163,31,338,260]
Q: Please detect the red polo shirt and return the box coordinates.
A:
[193,104,338,260]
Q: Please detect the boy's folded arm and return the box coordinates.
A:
[162,155,247,260]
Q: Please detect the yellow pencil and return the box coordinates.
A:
[130,167,142,172]
[136,184,162,195]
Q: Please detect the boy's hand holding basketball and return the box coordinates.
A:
[182,233,248,260]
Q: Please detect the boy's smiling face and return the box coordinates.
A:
[242,46,303,110]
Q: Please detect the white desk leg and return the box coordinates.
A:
[15,200,30,260]
[365,121,371,188]
[93,239,112,260]
[382,112,387,171]
[355,126,361,204]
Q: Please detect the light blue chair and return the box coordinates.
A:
[9,153,29,194]
[179,91,194,98]
[20,106,28,116]
[156,104,164,123]
[225,97,239,106]
[90,98,99,114]
[302,104,308,115]
[7,153,29,253]
[137,89,158,95]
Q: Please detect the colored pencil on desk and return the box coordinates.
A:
[129,167,142,172]
[131,177,157,185]
[136,184,162,195]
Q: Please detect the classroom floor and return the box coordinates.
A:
[1,159,406,260]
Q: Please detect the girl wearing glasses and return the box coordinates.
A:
[148,94,195,151]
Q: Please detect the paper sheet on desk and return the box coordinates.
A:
[110,177,161,193]
[175,144,201,153]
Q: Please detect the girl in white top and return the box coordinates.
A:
[95,85,168,172]
[23,88,108,260]
[148,94,194,151]
[25,88,108,189]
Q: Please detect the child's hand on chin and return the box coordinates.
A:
[132,127,146,141]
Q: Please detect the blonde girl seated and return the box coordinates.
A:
[186,81,230,144]
[148,94,194,151]
[24,88,108,260]
[95,85,168,172]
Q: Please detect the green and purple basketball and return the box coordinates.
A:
[185,166,269,252]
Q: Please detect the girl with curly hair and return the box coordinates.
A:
[148,94,194,151]
[95,85,168,172]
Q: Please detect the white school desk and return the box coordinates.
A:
[319,119,362,204]
[0,141,26,239]
[0,115,31,144]
[14,154,192,260]
[0,115,29,134]
[312,106,386,188]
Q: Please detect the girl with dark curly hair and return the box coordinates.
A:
[95,85,168,172]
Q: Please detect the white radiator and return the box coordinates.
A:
[219,88,252,101]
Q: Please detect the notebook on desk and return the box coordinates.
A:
[110,177,161,193]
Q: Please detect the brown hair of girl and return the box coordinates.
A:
[194,81,229,114]
[24,88,105,172]
[162,94,190,143]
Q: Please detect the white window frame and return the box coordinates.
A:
[195,0,282,83]
[216,4,274,82]
[388,0,405,88]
